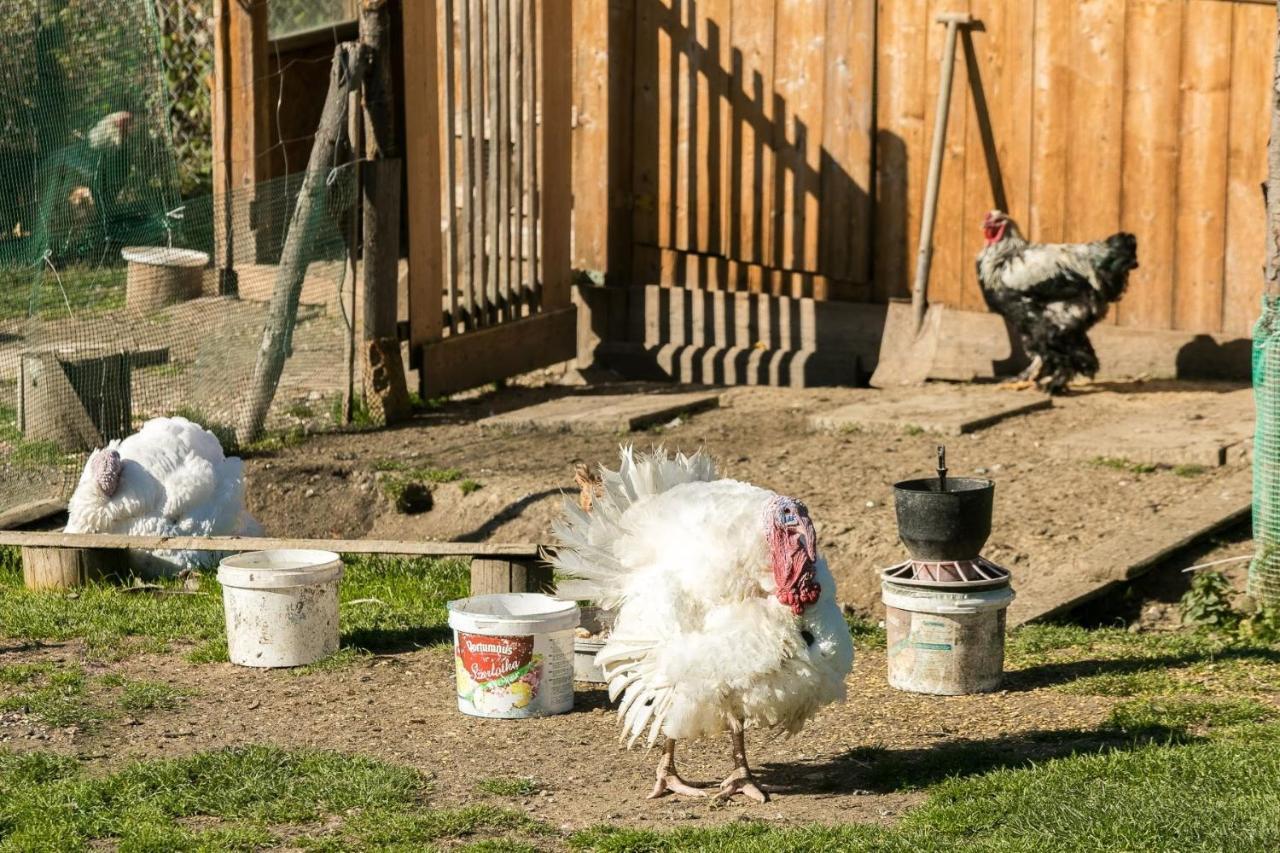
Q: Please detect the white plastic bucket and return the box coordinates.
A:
[217,550,343,668]
[447,593,578,718]
[882,581,1014,695]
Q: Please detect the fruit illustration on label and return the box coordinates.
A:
[455,632,544,714]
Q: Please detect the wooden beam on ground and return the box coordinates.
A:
[0,500,66,530]
[470,558,554,596]
[0,532,541,559]
[1009,467,1253,625]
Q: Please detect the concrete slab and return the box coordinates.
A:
[478,389,721,434]
[1009,467,1253,625]
[808,387,1052,436]
[1049,389,1254,467]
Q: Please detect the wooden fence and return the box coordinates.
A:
[576,0,1277,337]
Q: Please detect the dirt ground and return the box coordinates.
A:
[1,637,1126,831]
[243,377,1254,619]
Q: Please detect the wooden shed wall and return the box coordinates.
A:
[876,0,1275,337]
[575,0,1276,337]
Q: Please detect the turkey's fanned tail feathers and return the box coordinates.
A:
[547,445,716,608]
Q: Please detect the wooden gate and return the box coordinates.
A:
[403,0,575,397]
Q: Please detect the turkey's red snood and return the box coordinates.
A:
[764,495,821,615]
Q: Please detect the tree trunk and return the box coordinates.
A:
[235,42,369,446]
[360,0,411,425]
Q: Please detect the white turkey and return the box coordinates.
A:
[548,447,853,802]
[65,416,262,576]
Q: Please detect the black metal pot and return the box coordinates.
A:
[893,476,994,561]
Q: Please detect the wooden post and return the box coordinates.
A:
[469,558,554,596]
[539,0,573,310]
[22,547,125,590]
[360,0,411,425]
[234,43,369,446]
[1268,3,1280,302]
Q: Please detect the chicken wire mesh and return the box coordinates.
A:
[0,0,359,518]
[1251,295,1280,604]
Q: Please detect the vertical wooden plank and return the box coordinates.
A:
[874,0,929,302]
[819,0,875,292]
[540,0,574,308]
[1173,0,1232,333]
[1222,3,1273,337]
[439,0,460,330]
[729,0,776,270]
[529,0,541,302]
[513,0,527,303]
[497,0,512,317]
[773,0,827,283]
[958,0,1005,312]
[922,0,971,309]
[459,0,477,327]
[1118,0,1181,330]
[1029,0,1071,244]
[695,0,732,261]
[633,0,661,252]
[571,0,610,272]
[469,0,489,320]
[486,2,501,319]
[673,0,693,255]
[1065,0,1126,324]
[1002,0,1035,246]
[404,0,445,350]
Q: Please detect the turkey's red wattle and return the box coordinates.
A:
[765,496,821,615]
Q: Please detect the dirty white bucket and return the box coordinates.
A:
[882,581,1014,695]
[217,550,343,668]
[447,593,578,718]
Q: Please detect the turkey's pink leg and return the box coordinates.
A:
[648,739,709,799]
[716,728,768,803]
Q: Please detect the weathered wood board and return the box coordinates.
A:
[1049,388,1253,468]
[1009,466,1253,625]
[809,386,1051,436]
[479,389,721,434]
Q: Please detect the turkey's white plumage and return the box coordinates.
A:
[549,447,853,748]
[65,416,262,574]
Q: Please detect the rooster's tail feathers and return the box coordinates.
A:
[545,445,717,608]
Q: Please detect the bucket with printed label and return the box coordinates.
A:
[446,593,578,718]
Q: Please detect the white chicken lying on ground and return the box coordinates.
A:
[549,447,853,802]
[65,416,262,576]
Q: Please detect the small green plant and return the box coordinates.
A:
[459,479,483,496]
[1238,606,1280,644]
[1180,571,1239,631]
[476,777,539,797]
[902,424,926,436]
[1174,464,1207,478]
[119,681,188,713]
[286,401,315,419]
[1093,456,1157,475]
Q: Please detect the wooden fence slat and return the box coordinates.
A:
[728,0,776,273]
[1222,0,1272,337]
[959,0,1005,313]
[486,2,501,321]
[530,0,542,304]
[496,0,512,320]
[1173,0,1233,333]
[673,0,693,255]
[874,0,928,302]
[697,0,730,263]
[1118,0,1182,330]
[0,531,541,558]
[458,0,477,330]
[1029,0,1070,244]
[439,0,460,331]
[513,0,527,306]
[403,0,444,350]
[773,0,827,287]
[539,0,573,309]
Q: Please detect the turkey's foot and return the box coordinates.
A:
[715,728,769,803]
[648,740,709,800]
[716,766,769,804]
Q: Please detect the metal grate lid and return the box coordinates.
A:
[881,556,1011,589]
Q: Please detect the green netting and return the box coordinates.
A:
[1251,294,1280,603]
[0,0,359,517]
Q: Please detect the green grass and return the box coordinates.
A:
[0,745,544,851]
[476,777,540,797]
[0,403,77,470]
[0,548,469,663]
[1092,456,1158,475]
[902,424,926,436]
[0,265,126,321]
[1174,463,1208,477]
[459,478,484,496]
[1107,697,1276,736]
[118,680,188,714]
[0,663,188,729]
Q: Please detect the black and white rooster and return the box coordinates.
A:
[976,210,1138,393]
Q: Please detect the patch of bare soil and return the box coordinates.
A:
[2,640,1124,832]
[243,379,1252,618]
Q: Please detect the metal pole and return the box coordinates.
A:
[911,13,971,335]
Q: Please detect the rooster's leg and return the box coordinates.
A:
[1016,354,1044,382]
[648,739,708,799]
[716,727,769,803]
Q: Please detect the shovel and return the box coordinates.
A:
[871,12,973,388]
